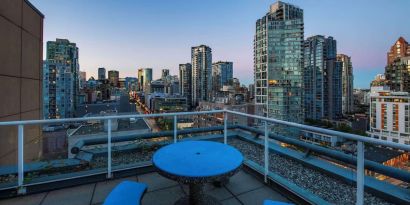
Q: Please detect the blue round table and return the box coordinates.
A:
[153,141,243,205]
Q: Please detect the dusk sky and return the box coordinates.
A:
[30,0,410,88]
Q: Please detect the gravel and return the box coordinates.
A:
[227,138,394,205]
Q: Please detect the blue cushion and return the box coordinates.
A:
[263,200,293,205]
[103,181,147,205]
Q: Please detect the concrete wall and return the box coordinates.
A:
[0,0,43,165]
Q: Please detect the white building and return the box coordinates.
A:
[301,130,345,147]
[367,88,410,145]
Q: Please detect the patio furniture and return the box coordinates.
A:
[153,141,243,205]
[263,200,293,205]
[103,181,147,205]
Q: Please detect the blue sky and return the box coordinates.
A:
[30,0,410,88]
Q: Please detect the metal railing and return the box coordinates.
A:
[0,109,409,205]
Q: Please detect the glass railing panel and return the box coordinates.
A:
[110,115,164,171]
[0,124,18,189]
[22,119,107,185]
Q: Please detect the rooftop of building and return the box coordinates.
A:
[0,110,408,205]
[24,0,44,17]
[364,146,405,164]
[70,118,149,137]
[0,168,291,205]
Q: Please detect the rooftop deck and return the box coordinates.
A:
[0,169,290,205]
[0,110,409,205]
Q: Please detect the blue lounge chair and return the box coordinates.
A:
[263,200,293,205]
[103,181,147,205]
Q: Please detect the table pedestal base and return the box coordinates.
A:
[175,184,221,205]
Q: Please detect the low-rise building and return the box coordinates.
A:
[367,88,410,145]
[146,93,187,113]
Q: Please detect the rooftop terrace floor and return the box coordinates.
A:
[0,169,290,205]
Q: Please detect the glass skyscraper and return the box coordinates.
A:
[254,1,304,122]
[137,68,153,93]
[98,67,106,80]
[212,61,233,93]
[303,35,342,121]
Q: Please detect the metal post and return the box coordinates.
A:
[264,121,269,183]
[224,111,228,144]
[107,119,112,179]
[17,125,26,194]
[174,115,177,143]
[356,141,364,205]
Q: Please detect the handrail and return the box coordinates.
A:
[225,110,410,152]
[0,110,224,126]
[0,108,408,204]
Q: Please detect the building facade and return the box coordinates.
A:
[303,35,342,120]
[254,1,304,123]
[0,0,44,164]
[337,54,354,115]
[43,39,79,119]
[79,71,86,89]
[108,70,119,87]
[124,77,138,92]
[98,67,106,80]
[146,93,187,113]
[161,69,170,79]
[43,61,75,118]
[368,89,410,145]
[212,61,233,93]
[179,63,192,109]
[137,68,153,92]
[191,45,212,107]
[385,37,410,93]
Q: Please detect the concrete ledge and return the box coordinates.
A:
[237,133,410,204]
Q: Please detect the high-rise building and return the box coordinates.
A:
[337,54,354,114]
[108,70,119,87]
[179,63,192,109]
[191,45,212,107]
[254,1,304,122]
[43,39,79,119]
[161,69,170,79]
[0,0,44,165]
[303,35,342,120]
[98,67,106,80]
[385,37,410,92]
[79,71,86,89]
[212,61,233,93]
[43,61,75,118]
[137,68,153,92]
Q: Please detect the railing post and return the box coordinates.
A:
[17,125,26,194]
[107,119,112,179]
[264,121,269,183]
[173,115,177,143]
[224,110,228,144]
[356,141,364,205]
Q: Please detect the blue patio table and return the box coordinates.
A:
[153,140,243,205]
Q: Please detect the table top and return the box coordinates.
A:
[152,141,243,178]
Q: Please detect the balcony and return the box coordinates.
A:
[0,110,409,205]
